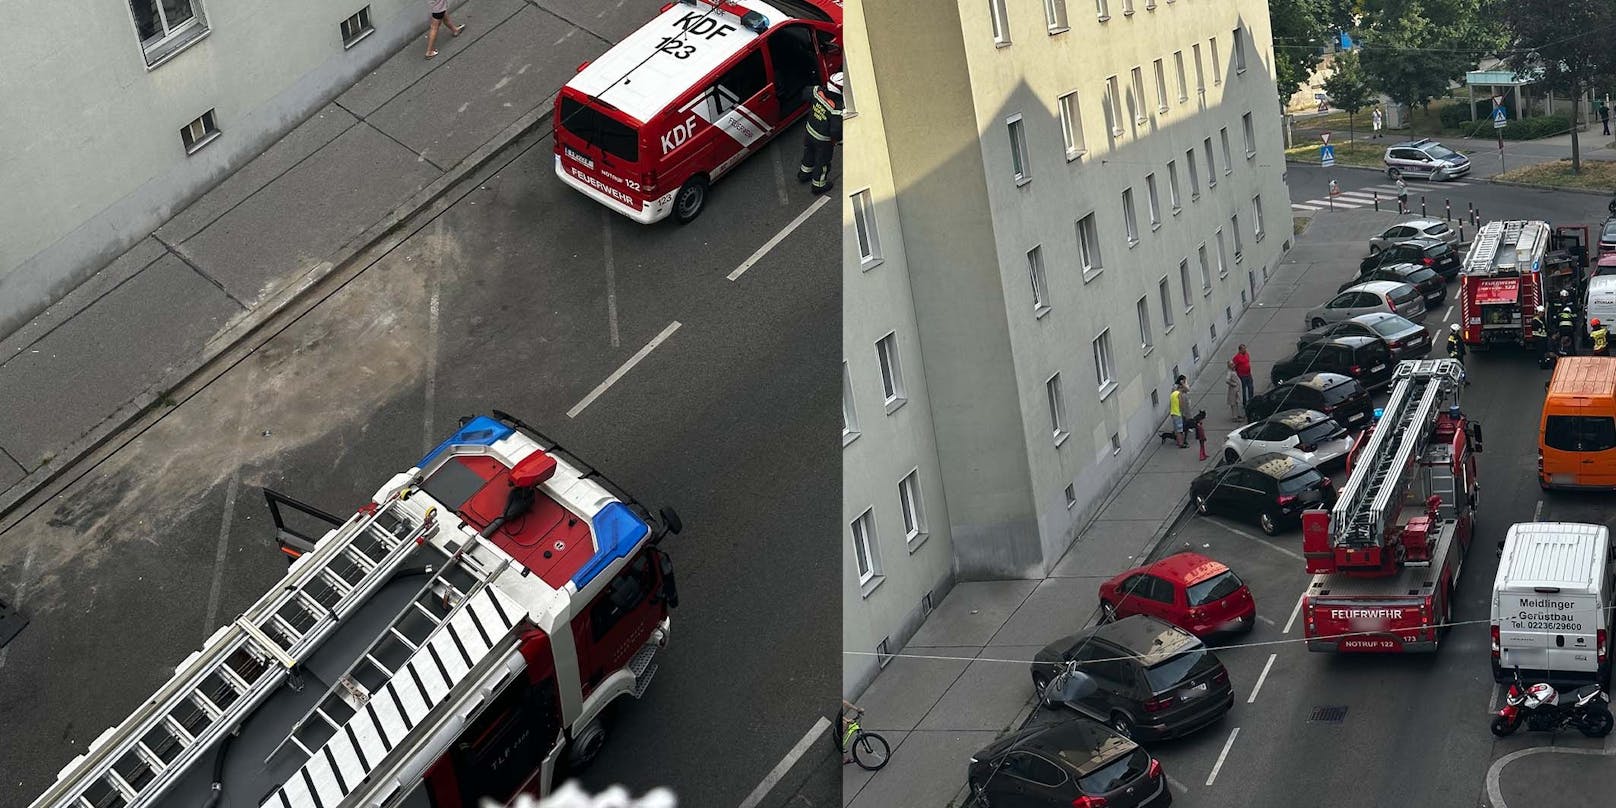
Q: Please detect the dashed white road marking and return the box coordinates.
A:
[727,196,831,281]
[1443,305,1454,322]
[1205,727,1241,786]
[601,208,621,348]
[1257,614,1277,627]
[1166,775,1189,795]
[1284,593,1305,635]
[1534,499,1544,521]
[1248,654,1278,703]
[1204,517,1304,560]
[737,717,832,808]
[567,321,681,419]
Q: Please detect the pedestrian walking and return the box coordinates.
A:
[1231,344,1254,409]
[1225,361,1241,421]
[1396,177,1409,214]
[798,72,844,195]
[1601,101,1611,137]
[1371,107,1383,139]
[1169,376,1190,448]
[424,0,465,59]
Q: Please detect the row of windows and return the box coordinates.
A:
[848,469,930,587]
[991,0,1257,60]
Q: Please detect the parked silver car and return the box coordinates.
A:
[1383,138,1471,181]
[1304,280,1427,330]
[1368,218,1461,253]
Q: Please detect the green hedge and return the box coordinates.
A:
[1499,114,1573,140]
[1439,101,1514,129]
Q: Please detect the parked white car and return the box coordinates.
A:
[1222,408,1355,470]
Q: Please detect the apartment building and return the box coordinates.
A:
[845,0,1290,696]
[0,0,420,337]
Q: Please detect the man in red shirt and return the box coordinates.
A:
[1231,344,1254,413]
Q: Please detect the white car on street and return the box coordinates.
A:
[1222,408,1356,470]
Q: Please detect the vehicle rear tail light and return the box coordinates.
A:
[1072,797,1109,808]
[1349,365,1362,376]
[1321,404,1335,413]
[1213,668,1230,684]
[1491,625,1500,659]
[1144,695,1177,713]
[1147,759,1163,780]
[1278,494,1298,507]
[1600,629,1608,666]
[1423,257,1435,266]
[577,60,592,72]
[1385,295,1396,307]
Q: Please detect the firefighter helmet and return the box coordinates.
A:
[1450,323,1460,332]
[1595,319,1603,327]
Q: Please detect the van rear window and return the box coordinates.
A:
[1545,415,1616,452]
[560,97,639,163]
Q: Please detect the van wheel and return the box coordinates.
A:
[673,176,709,224]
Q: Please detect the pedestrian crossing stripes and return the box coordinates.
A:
[1291,180,1473,213]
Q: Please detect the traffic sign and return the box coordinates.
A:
[1493,107,1508,129]
[1321,143,1336,167]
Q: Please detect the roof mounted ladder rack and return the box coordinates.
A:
[1466,221,1506,274]
[28,489,438,808]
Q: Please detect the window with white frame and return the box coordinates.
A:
[852,509,881,585]
[1153,59,1169,113]
[1234,26,1248,72]
[1058,92,1087,159]
[1192,44,1205,95]
[1215,229,1229,276]
[1008,115,1031,183]
[1174,51,1188,102]
[1210,36,1221,84]
[842,361,859,440]
[1220,128,1233,173]
[1166,160,1182,210]
[1178,259,1193,308]
[1044,0,1068,32]
[1145,174,1161,227]
[877,333,906,409]
[1129,67,1147,123]
[1232,213,1244,259]
[180,109,220,154]
[1158,276,1175,328]
[1186,149,1200,198]
[1047,373,1069,442]
[1095,0,1109,20]
[1077,213,1103,276]
[990,0,1011,44]
[852,189,881,266]
[128,0,209,66]
[1122,188,1139,245]
[1253,195,1266,240]
[899,470,927,541]
[1198,244,1212,291]
[1093,330,1115,392]
[1203,138,1217,186]
[1242,112,1257,157]
[1137,296,1153,350]
[1105,76,1124,135]
[1028,245,1050,313]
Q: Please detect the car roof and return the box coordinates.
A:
[1090,615,1200,664]
[1242,451,1311,479]
[1350,280,1414,293]
[1394,218,1445,229]
[1279,371,1350,389]
[1371,262,1421,274]
[984,717,1138,772]
[1149,551,1232,587]
[1330,335,1380,348]
[1394,138,1437,148]
[1267,408,1328,429]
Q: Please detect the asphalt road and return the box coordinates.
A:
[1115,184,1616,807]
[0,121,838,806]
[1286,163,1610,230]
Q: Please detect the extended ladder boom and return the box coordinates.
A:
[29,487,439,808]
[1329,360,1463,548]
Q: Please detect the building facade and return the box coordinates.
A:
[0,0,424,338]
[845,0,1290,696]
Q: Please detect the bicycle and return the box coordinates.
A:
[838,707,891,771]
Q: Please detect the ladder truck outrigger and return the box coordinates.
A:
[1301,360,1484,652]
[1459,219,1589,351]
[25,411,683,808]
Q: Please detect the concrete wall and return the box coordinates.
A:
[0,0,423,339]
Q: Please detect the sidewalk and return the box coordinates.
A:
[840,210,1399,808]
[0,0,608,522]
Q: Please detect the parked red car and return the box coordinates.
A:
[1099,553,1256,637]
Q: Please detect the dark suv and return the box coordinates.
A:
[1360,237,1462,280]
[1031,615,1234,742]
[1271,335,1394,390]
[1344,261,1446,306]
[1245,371,1374,428]
[969,716,1171,808]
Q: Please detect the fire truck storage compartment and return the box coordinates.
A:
[1491,522,1614,685]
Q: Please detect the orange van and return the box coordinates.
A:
[1540,356,1616,489]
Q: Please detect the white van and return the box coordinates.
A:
[1585,276,1616,335]
[1491,522,1614,685]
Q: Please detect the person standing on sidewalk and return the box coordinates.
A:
[1372,107,1383,139]
[1396,177,1409,214]
[1169,376,1191,448]
[1601,101,1611,137]
[1225,360,1241,421]
[1231,344,1254,410]
[798,72,844,195]
[425,0,465,60]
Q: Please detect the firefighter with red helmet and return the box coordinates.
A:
[1592,318,1609,356]
[798,72,844,195]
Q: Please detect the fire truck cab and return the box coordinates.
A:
[26,412,682,808]
[554,0,843,225]
[1460,220,1585,350]
[1301,360,1482,652]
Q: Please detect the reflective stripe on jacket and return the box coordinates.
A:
[807,88,843,141]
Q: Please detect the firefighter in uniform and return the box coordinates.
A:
[1593,318,1609,356]
[1530,307,1548,343]
[1447,323,1466,360]
[1558,290,1578,353]
[798,72,844,195]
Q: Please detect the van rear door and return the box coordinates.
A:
[555,93,647,209]
[1496,590,1601,678]
[1542,411,1616,488]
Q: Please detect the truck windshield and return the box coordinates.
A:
[560,97,639,163]
[1545,415,1616,452]
[1144,648,1208,692]
[1186,571,1243,606]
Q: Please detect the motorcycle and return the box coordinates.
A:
[1490,667,1615,738]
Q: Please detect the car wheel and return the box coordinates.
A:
[1387,167,1402,180]
[1259,511,1280,536]
[1032,673,1051,701]
[1100,600,1118,623]
[1369,244,1381,255]
[969,780,992,808]
[1195,494,1212,515]
[1223,448,1240,464]
[1311,318,1327,329]
[672,175,710,224]
[1110,712,1136,740]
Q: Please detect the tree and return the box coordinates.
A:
[1322,49,1376,142]
[1357,0,1507,125]
[1269,0,1360,109]
[1496,0,1616,173]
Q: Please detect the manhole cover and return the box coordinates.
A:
[1310,705,1348,723]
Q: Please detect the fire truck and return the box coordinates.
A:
[26,411,683,808]
[1459,219,1588,350]
[1300,360,1483,652]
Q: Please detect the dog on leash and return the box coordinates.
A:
[1158,410,1208,443]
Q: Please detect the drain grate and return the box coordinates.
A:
[1310,705,1348,723]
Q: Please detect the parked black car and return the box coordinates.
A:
[1343,262,1446,306]
[1244,371,1374,428]
[968,716,1171,808]
[1360,237,1462,280]
[1031,615,1234,742]
[1189,452,1337,535]
[1297,312,1431,361]
[1271,335,1394,390]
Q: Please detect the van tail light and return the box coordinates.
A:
[1600,629,1608,666]
[1147,759,1162,780]
[1072,797,1109,808]
[1491,625,1501,659]
[1144,695,1177,713]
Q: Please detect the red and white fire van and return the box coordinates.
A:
[553,0,843,224]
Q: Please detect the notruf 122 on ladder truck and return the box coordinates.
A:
[1301,360,1484,652]
[25,411,683,808]
[1459,219,1590,351]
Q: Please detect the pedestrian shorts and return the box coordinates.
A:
[1172,415,1186,432]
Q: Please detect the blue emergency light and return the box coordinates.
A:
[1373,408,1385,420]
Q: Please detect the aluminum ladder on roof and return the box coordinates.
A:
[1466,221,1506,273]
[27,490,438,808]
[1329,360,1463,547]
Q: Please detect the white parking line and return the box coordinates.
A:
[1166,775,1189,795]
[567,321,682,419]
[1443,305,1454,322]
[1284,593,1305,634]
[728,196,832,281]
[1248,654,1278,703]
[737,717,832,808]
[1205,727,1241,786]
[1257,615,1277,627]
[1534,499,1544,521]
[1204,517,1304,561]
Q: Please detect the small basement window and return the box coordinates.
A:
[181,109,220,154]
[341,6,374,48]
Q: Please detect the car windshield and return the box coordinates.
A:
[1296,420,1343,445]
[1407,267,1440,283]
[1425,144,1460,160]
[1424,222,1451,236]
[1076,749,1149,794]
[1369,315,1416,336]
[1278,470,1324,494]
[1186,571,1243,606]
[1603,221,1616,240]
[1144,648,1208,692]
[1319,380,1359,404]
